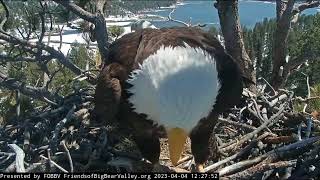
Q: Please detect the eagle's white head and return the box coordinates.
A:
[126,44,220,165]
[127,44,220,132]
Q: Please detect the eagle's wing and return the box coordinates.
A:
[93,30,144,124]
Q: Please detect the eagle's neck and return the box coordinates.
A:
[127,44,220,133]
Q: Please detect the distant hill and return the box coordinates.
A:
[105,1,176,16]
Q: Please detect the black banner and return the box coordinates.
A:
[0,172,219,180]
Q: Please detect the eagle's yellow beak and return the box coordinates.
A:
[167,128,188,166]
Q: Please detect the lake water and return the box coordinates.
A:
[143,0,320,29]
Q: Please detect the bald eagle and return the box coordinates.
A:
[93,27,244,172]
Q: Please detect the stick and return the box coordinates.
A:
[219,117,257,132]
[226,160,297,179]
[40,155,68,173]
[205,132,270,172]
[219,154,268,176]
[50,105,76,151]
[221,103,287,152]
[177,155,193,166]
[0,152,15,165]
[219,136,320,176]
[262,136,295,144]
[258,77,276,95]
[8,144,25,173]
[61,141,74,173]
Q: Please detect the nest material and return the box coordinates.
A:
[0,86,320,179]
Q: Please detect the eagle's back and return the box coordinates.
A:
[94,27,243,131]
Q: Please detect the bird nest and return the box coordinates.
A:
[0,85,320,179]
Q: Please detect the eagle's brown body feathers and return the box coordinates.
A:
[94,27,244,170]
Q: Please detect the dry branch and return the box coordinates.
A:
[292,1,320,18]
[50,105,77,151]
[0,72,62,105]
[0,33,84,76]
[40,155,68,173]
[226,160,297,179]
[61,141,74,173]
[221,102,287,152]
[8,144,25,173]
[53,0,109,62]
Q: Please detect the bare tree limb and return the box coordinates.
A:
[0,72,62,105]
[292,1,320,18]
[0,33,83,76]
[53,0,95,23]
[54,0,109,63]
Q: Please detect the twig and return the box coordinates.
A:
[219,117,257,132]
[258,77,276,95]
[269,94,288,107]
[292,1,320,21]
[47,149,52,172]
[301,72,311,113]
[25,162,44,172]
[219,136,320,176]
[206,132,270,172]
[262,136,295,144]
[8,144,26,172]
[177,155,193,166]
[40,155,68,173]
[293,96,320,102]
[221,103,287,152]
[61,141,74,173]
[168,8,190,27]
[251,98,267,124]
[226,160,297,179]
[261,107,268,122]
[0,72,62,105]
[0,152,15,165]
[4,162,16,172]
[219,153,268,176]
[50,105,76,151]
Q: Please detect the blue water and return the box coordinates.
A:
[144,0,319,29]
